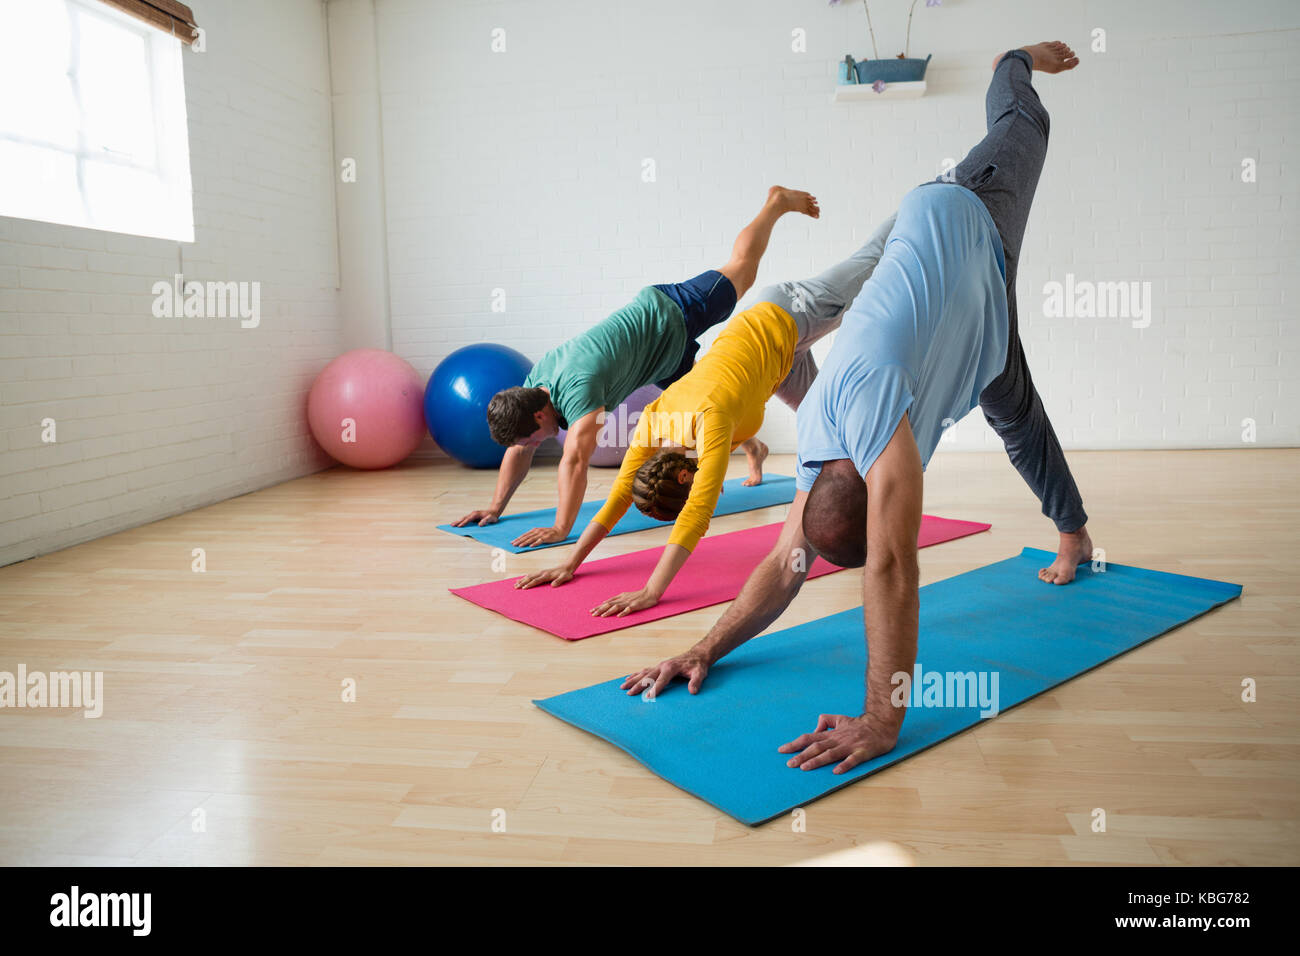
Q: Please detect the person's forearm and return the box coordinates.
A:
[643,544,690,599]
[861,554,920,739]
[553,455,589,535]
[488,445,534,513]
[695,546,806,664]
[561,520,608,572]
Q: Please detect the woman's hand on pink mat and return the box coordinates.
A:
[512,526,566,548]
[620,650,711,698]
[778,714,898,774]
[453,508,500,527]
[515,566,574,589]
[591,588,659,618]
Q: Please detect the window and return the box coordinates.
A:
[0,0,194,242]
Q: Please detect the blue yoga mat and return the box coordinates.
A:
[535,548,1243,825]
[440,475,798,553]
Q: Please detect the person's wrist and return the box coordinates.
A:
[862,708,903,744]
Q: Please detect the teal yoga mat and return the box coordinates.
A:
[440,475,798,553]
[535,548,1243,825]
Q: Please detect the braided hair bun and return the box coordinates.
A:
[632,449,699,521]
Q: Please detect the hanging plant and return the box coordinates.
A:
[831,0,936,86]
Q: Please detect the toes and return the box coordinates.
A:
[1038,562,1077,585]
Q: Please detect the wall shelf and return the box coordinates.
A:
[832,80,927,102]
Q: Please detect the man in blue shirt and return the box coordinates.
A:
[792,181,1009,503]
[623,41,1088,775]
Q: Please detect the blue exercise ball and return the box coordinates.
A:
[425,343,533,468]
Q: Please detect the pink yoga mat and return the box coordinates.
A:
[450,515,990,641]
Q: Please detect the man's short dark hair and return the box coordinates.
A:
[486,386,550,447]
[803,459,867,568]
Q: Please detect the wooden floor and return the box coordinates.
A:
[1,449,1296,866]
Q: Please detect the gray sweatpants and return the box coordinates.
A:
[942,49,1088,534]
[754,212,897,411]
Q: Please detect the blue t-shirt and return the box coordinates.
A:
[795,183,1008,491]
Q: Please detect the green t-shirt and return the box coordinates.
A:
[524,286,686,426]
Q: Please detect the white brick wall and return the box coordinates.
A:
[376,0,1299,456]
[0,0,342,566]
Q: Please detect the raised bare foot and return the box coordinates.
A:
[1007,41,1079,74]
[768,186,820,220]
[741,437,769,486]
[1039,525,1093,585]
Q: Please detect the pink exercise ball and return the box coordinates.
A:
[307,349,427,469]
[556,383,663,468]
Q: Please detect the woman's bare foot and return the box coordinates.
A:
[1039,526,1093,585]
[767,186,820,220]
[994,41,1079,73]
[741,438,769,486]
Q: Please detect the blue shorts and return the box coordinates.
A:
[652,270,737,388]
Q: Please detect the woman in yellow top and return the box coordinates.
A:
[516,213,898,616]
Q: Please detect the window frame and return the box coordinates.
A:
[0,0,194,242]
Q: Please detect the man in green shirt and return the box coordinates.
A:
[452,185,819,547]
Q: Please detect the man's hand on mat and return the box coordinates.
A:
[591,588,659,618]
[778,714,897,774]
[453,508,501,528]
[620,650,711,698]
[515,566,575,589]
[511,526,566,547]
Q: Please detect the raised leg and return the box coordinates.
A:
[964,41,1089,585]
[718,186,820,299]
[946,42,1076,273]
[759,213,896,349]
[759,213,898,412]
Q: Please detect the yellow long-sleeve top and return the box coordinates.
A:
[591,302,799,552]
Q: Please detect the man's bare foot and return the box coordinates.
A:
[741,438,769,487]
[768,186,820,220]
[1039,526,1093,585]
[994,41,1079,73]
